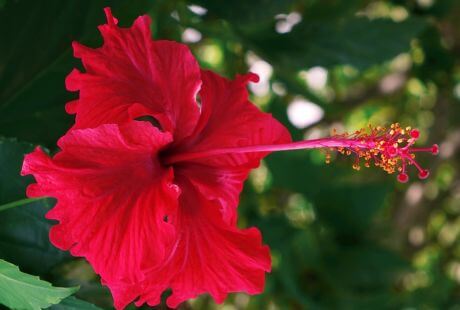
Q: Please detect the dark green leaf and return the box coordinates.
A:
[0,138,35,202]
[0,0,154,146]
[249,17,426,70]
[194,0,294,27]
[266,151,390,236]
[0,199,70,276]
[322,245,410,290]
[0,138,69,275]
[50,296,103,310]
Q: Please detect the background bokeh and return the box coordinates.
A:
[1,0,459,309]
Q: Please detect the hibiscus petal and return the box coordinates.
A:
[130,71,290,307]
[173,70,291,223]
[135,177,271,308]
[22,121,178,309]
[173,163,248,226]
[67,8,201,142]
[187,70,291,163]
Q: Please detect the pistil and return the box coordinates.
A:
[166,123,438,183]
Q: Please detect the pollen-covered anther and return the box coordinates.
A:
[329,123,438,183]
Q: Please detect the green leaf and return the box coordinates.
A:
[0,259,78,310]
[322,245,410,290]
[0,0,155,146]
[50,296,103,310]
[194,0,295,27]
[266,151,390,237]
[317,244,411,309]
[0,138,69,275]
[0,198,70,276]
[249,17,426,70]
[312,183,389,236]
[0,138,35,203]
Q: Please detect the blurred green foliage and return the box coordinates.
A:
[0,0,459,309]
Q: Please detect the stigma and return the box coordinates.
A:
[327,123,438,183]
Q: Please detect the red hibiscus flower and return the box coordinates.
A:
[21,8,437,309]
[22,8,290,309]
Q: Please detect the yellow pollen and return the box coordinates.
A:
[325,123,428,177]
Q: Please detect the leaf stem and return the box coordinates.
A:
[0,198,45,212]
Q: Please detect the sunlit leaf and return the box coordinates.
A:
[0,259,77,310]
